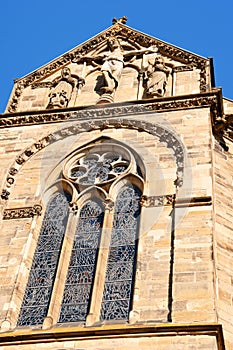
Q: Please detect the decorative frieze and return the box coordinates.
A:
[3,205,42,220]
[1,92,222,129]
[140,194,175,207]
[173,66,194,72]
[31,82,52,89]
[139,195,212,208]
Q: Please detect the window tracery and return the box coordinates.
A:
[63,142,132,188]
[18,140,144,327]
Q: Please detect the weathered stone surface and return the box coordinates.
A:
[0,20,231,350]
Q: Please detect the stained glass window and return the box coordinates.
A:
[58,199,104,322]
[69,151,129,185]
[17,192,70,326]
[100,185,141,320]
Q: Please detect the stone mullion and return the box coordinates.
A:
[42,210,78,329]
[86,201,114,326]
[128,203,146,323]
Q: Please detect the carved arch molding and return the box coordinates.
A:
[1,119,186,216]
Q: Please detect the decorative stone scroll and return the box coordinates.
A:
[3,204,42,220]
[140,194,175,207]
[31,82,52,89]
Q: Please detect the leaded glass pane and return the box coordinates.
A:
[59,200,103,323]
[17,192,70,326]
[101,185,141,320]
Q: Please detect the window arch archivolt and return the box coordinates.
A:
[2,119,185,204]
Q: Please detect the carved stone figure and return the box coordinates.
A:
[100,37,125,95]
[75,38,158,103]
[47,67,76,109]
[145,55,172,98]
[100,39,158,97]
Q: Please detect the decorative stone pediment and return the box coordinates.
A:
[5,21,212,114]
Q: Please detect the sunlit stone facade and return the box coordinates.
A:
[0,17,233,349]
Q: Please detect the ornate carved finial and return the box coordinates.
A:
[112,16,128,25]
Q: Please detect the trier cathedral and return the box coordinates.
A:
[0,17,233,349]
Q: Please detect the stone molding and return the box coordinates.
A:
[0,323,225,349]
[175,196,212,208]
[3,204,42,220]
[7,23,208,113]
[1,91,222,129]
[173,65,194,72]
[0,117,187,201]
[140,194,175,207]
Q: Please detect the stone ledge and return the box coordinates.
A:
[0,323,225,349]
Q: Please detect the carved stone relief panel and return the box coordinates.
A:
[5,24,209,113]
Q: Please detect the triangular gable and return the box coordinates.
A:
[6,21,211,113]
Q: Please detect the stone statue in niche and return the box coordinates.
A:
[74,38,158,103]
[47,67,84,109]
[144,55,173,98]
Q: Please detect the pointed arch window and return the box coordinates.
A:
[59,199,104,322]
[17,192,71,326]
[17,140,144,327]
[101,185,141,320]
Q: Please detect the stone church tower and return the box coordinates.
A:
[0,17,233,349]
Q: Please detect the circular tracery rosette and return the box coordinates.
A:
[63,143,132,188]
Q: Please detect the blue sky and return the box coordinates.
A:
[1,0,233,113]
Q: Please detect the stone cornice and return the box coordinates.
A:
[0,91,223,129]
[0,323,225,349]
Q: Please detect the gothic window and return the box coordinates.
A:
[59,200,104,322]
[18,140,143,327]
[17,192,71,326]
[101,185,141,320]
